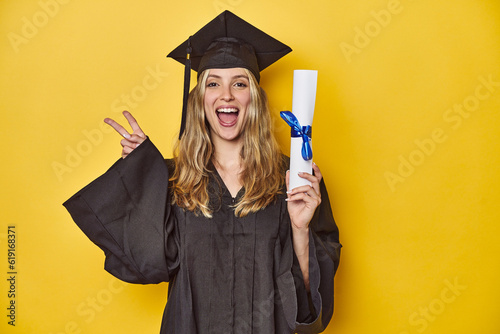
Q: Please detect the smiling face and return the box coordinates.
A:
[203,68,251,144]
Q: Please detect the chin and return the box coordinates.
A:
[218,130,242,142]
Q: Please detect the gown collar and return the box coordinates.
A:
[208,159,245,201]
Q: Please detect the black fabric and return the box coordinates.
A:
[167,10,292,79]
[63,138,341,334]
[198,37,261,82]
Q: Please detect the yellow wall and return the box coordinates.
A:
[1,0,499,333]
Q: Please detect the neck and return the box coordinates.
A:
[211,136,244,198]
[212,136,243,168]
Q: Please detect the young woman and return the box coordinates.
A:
[64,11,340,334]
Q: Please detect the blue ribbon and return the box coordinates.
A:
[280,111,313,161]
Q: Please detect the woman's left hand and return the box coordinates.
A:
[286,163,322,230]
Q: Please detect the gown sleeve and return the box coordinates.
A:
[63,138,179,284]
[293,178,342,333]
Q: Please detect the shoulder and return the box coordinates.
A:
[165,158,176,176]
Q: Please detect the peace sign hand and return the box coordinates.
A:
[104,111,146,159]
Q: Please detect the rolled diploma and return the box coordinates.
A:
[289,70,318,190]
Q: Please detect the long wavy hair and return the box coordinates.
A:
[170,68,285,218]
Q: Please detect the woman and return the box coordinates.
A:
[64,11,340,334]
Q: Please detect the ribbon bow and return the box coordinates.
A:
[280,111,313,161]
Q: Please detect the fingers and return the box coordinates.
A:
[104,111,146,159]
[296,171,317,184]
[286,167,322,204]
[312,162,323,182]
[286,184,321,210]
[122,111,146,138]
[296,163,322,194]
[122,145,135,159]
[297,171,320,193]
[104,117,131,138]
[104,111,146,139]
[287,183,320,201]
[104,111,147,144]
[120,137,142,149]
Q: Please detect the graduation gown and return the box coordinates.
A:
[63,138,341,334]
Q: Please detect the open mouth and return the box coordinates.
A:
[216,107,239,126]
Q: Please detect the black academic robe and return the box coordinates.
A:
[63,138,341,334]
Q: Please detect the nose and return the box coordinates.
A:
[220,85,234,101]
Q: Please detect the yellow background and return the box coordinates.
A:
[1,0,499,333]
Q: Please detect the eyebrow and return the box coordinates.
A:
[207,74,249,80]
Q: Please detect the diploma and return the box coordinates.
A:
[281,70,318,191]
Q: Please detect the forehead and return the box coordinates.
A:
[207,67,248,78]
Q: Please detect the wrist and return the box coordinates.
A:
[292,226,309,256]
[291,223,309,234]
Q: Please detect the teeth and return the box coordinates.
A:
[217,108,238,113]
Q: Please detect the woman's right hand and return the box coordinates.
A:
[104,111,146,159]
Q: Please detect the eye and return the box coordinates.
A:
[207,81,218,87]
[234,82,248,88]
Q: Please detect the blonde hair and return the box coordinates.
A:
[170,68,285,217]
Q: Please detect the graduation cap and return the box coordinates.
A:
[167,10,292,138]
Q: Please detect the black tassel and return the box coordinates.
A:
[179,37,192,139]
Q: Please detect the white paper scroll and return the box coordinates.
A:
[288,70,318,191]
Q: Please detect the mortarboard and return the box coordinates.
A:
[167,10,292,138]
